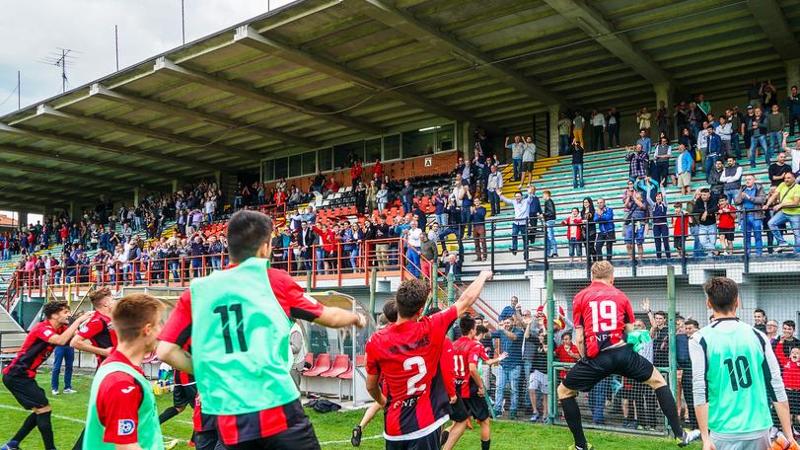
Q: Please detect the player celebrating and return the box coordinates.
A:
[157,210,366,450]
[365,271,492,449]
[443,315,506,450]
[82,294,165,449]
[690,277,796,450]
[556,261,697,450]
[2,301,89,450]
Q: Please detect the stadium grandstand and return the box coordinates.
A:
[2,0,800,449]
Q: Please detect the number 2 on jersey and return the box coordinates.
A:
[403,356,428,396]
[214,303,248,354]
[588,300,618,332]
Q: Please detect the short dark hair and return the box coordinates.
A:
[784,320,796,330]
[226,210,273,262]
[43,301,69,319]
[684,319,700,328]
[703,277,739,313]
[476,325,489,335]
[654,310,667,319]
[425,307,441,317]
[89,287,112,306]
[113,294,164,343]
[395,279,430,318]
[459,315,476,335]
[754,308,766,317]
[382,300,398,323]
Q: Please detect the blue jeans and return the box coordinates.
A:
[511,223,527,253]
[742,214,763,256]
[406,246,420,277]
[315,247,326,273]
[749,135,769,167]
[724,189,738,203]
[769,131,783,154]
[559,135,570,155]
[349,246,360,271]
[488,191,500,216]
[51,345,74,391]
[545,220,557,256]
[572,164,584,188]
[588,378,610,424]
[436,213,448,227]
[513,158,522,181]
[768,212,800,252]
[494,364,521,415]
[402,201,413,214]
[691,226,703,258]
[653,224,670,258]
[704,154,718,180]
[698,224,717,254]
[731,132,741,158]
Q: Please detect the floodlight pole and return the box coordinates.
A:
[115,25,120,71]
[17,70,20,109]
[181,0,186,45]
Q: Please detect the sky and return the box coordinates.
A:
[0,0,295,221]
[0,0,295,115]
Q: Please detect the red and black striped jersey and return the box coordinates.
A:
[573,281,635,358]
[452,336,486,398]
[77,311,117,365]
[3,320,65,378]
[365,306,457,441]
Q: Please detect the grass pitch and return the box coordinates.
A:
[0,371,691,449]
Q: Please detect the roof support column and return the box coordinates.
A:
[172,179,179,193]
[133,187,140,208]
[68,202,76,222]
[548,105,561,157]
[460,121,473,161]
[18,209,28,228]
[215,170,221,187]
[654,82,674,113]
[787,59,800,93]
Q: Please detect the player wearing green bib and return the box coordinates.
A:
[83,294,165,450]
[157,211,366,449]
[689,277,796,450]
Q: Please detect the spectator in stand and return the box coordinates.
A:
[366,180,377,214]
[605,107,621,148]
[708,160,725,201]
[471,202,487,262]
[324,176,340,197]
[372,158,383,181]
[652,192,670,259]
[594,198,615,261]
[653,137,671,186]
[400,179,414,214]
[720,156,743,203]
[728,107,745,159]
[505,136,524,182]
[581,197,597,262]
[558,113,572,155]
[704,125,722,180]
[626,144,649,181]
[676,144,694,196]
[623,191,647,261]
[440,250,461,279]
[404,220,422,277]
[527,185,543,246]
[672,202,690,257]
[657,101,670,139]
[499,187,536,256]
[766,171,800,253]
[432,187,447,226]
[767,320,780,343]
[487,165,503,216]
[767,104,786,156]
[780,132,800,175]
[788,86,800,136]
[492,318,524,419]
[716,115,732,156]
[499,296,521,322]
[716,197,736,256]
[573,112,586,149]
[355,181,367,215]
[312,223,334,275]
[526,326,550,423]
[373,215,390,271]
[749,106,769,168]
[635,174,660,207]
[692,188,718,257]
[351,158,363,189]
[519,136,537,189]
[637,107,652,134]
[419,232,437,279]
[296,221,316,272]
[561,208,583,263]
[569,138,585,189]
[676,318,699,430]
[735,174,766,256]
[782,347,800,426]
[773,321,800,368]
[754,308,768,333]
[770,152,793,187]
[591,109,606,151]
[543,190,557,258]
[376,183,389,214]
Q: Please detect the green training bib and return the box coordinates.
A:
[83,362,164,450]
[190,257,298,415]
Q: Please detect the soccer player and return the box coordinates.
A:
[82,293,165,449]
[70,287,118,450]
[690,277,797,450]
[442,315,506,450]
[2,301,90,450]
[365,271,492,449]
[557,261,697,450]
[157,210,366,450]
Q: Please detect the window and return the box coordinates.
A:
[383,134,400,160]
[318,148,332,172]
[333,141,364,169]
[289,154,302,178]
[274,157,288,179]
[437,124,455,152]
[402,128,435,158]
[365,138,382,162]
[302,151,316,174]
[262,159,275,181]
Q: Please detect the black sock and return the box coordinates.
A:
[561,396,587,449]
[35,411,55,450]
[439,430,449,447]
[655,385,683,438]
[481,439,491,450]
[72,428,85,450]
[11,412,37,443]
[159,406,180,424]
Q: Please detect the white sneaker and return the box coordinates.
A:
[51,390,59,395]
[63,388,77,394]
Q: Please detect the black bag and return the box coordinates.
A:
[304,399,342,413]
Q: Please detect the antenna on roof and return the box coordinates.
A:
[38,47,79,93]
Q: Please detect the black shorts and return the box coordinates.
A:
[3,373,48,409]
[194,430,225,450]
[450,396,469,422]
[223,413,320,450]
[719,227,735,242]
[386,428,440,450]
[173,383,198,408]
[465,395,491,422]
[788,390,800,416]
[524,161,535,172]
[563,345,654,393]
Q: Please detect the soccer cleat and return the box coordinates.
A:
[63,388,77,394]
[568,444,595,450]
[677,429,701,447]
[351,425,362,447]
[1,441,21,450]
[164,439,180,450]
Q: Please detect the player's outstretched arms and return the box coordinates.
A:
[454,271,493,316]
[156,341,193,375]
[70,334,111,357]
[314,307,366,329]
[47,311,92,346]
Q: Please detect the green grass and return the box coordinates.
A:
[0,371,690,450]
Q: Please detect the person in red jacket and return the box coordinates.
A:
[716,197,737,256]
[373,158,383,181]
[351,159,363,189]
[783,347,800,424]
[555,333,581,381]
[672,202,691,257]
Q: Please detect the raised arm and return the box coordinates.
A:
[47,312,91,346]
[314,306,366,329]
[454,271,493,317]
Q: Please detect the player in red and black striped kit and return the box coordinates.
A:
[365,271,492,450]
[2,301,90,450]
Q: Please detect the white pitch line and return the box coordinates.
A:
[319,434,382,445]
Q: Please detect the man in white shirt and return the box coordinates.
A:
[499,187,536,256]
[405,220,423,277]
[716,116,733,156]
[591,110,606,151]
